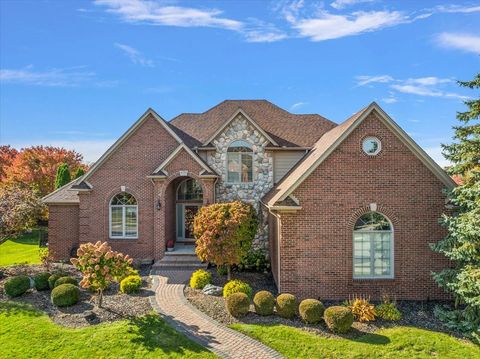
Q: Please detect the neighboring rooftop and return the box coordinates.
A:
[170,100,337,148]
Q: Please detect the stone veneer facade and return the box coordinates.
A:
[206,114,274,250]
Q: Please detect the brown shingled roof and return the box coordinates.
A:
[170,100,337,147]
[42,179,80,204]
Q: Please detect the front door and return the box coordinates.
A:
[176,204,200,239]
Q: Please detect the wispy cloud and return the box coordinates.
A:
[356,75,469,100]
[114,43,154,67]
[242,19,288,43]
[0,66,99,87]
[330,0,375,10]
[290,101,308,110]
[434,4,480,14]
[436,32,480,54]
[95,0,242,30]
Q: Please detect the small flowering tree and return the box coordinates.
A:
[71,241,133,307]
[194,201,258,280]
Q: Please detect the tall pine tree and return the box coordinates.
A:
[432,73,480,341]
[54,163,71,189]
[74,167,85,179]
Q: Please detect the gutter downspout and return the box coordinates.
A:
[266,203,282,293]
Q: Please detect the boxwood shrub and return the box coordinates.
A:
[189,269,211,289]
[226,292,250,318]
[276,293,297,319]
[299,299,325,324]
[223,280,252,299]
[324,306,354,333]
[4,275,31,297]
[48,274,64,289]
[120,275,142,294]
[253,290,275,316]
[33,272,51,291]
[51,283,80,307]
[54,276,78,288]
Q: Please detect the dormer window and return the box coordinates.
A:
[227,140,253,183]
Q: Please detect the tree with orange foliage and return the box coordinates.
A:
[3,146,86,196]
[0,145,18,182]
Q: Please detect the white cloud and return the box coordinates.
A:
[0,66,96,87]
[436,32,480,54]
[95,0,242,30]
[355,75,393,86]
[356,74,469,100]
[330,0,375,10]
[435,4,480,14]
[290,101,308,110]
[114,43,154,67]
[287,10,408,41]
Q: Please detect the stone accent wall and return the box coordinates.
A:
[206,114,274,250]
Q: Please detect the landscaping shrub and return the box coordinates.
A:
[120,275,142,294]
[51,283,80,307]
[48,274,64,289]
[54,276,78,288]
[223,279,252,299]
[324,306,354,333]
[189,269,212,289]
[4,275,31,297]
[225,292,250,318]
[237,249,271,273]
[348,296,376,322]
[33,272,51,291]
[253,291,275,316]
[276,293,297,319]
[216,265,228,276]
[376,302,402,321]
[299,299,325,324]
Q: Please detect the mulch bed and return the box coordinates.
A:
[184,267,462,340]
[0,263,154,328]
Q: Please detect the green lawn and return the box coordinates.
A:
[231,323,480,359]
[0,230,42,266]
[0,301,216,358]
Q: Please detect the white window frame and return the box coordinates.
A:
[226,140,254,184]
[353,214,394,279]
[362,136,382,156]
[109,197,138,239]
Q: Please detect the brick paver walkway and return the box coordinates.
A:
[149,270,283,359]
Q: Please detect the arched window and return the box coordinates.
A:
[110,192,138,238]
[353,212,393,279]
[227,140,253,183]
[177,179,203,201]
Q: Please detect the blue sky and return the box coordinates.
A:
[1,0,479,166]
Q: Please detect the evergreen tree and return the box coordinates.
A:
[54,163,71,189]
[432,73,480,342]
[74,167,85,179]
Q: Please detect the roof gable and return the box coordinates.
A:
[80,108,182,183]
[265,102,456,207]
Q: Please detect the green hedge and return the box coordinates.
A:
[5,276,31,297]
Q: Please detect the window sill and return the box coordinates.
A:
[109,237,138,240]
[352,277,395,281]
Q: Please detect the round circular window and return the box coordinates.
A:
[362,137,381,156]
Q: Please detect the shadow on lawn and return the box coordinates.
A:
[129,313,214,355]
[0,301,43,318]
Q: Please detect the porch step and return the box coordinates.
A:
[176,238,196,244]
[151,244,207,272]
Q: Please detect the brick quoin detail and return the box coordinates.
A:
[274,111,450,301]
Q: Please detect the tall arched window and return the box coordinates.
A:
[177,179,203,201]
[227,140,253,183]
[110,192,138,238]
[353,212,393,279]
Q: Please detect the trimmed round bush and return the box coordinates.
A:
[324,306,354,333]
[51,284,80,307]
[4,275,31,297]
[189,269,212,289]
[120,275,142,294]
[48,274,64,289]
[54,276,78,288]
[253,291,275,316]
[276,293,297,319]
[225,292,250,318]
[223,280,252,299]
[33,272,51,291]
[299,299,325,324]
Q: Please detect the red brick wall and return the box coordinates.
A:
[277,110,450,301]
[77,114,179,261]
[48,205,79,260]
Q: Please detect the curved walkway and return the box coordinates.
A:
[149,270,283,359]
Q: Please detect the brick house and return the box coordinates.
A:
[43,100,455,300]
